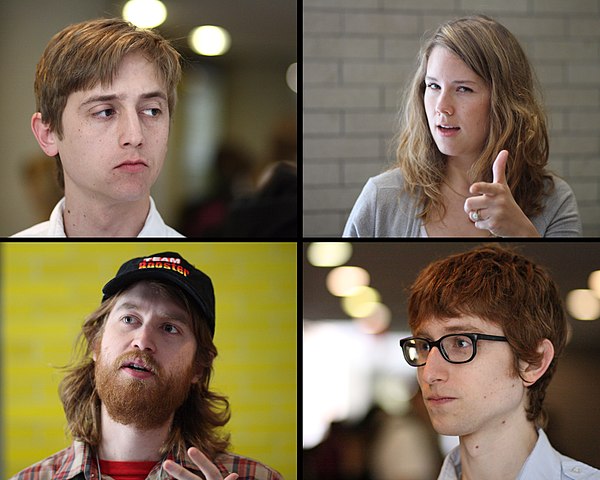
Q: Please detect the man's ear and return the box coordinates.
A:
[31,112,59,156]
[519,338,555,386]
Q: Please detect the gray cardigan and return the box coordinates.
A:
[343,169,582,237]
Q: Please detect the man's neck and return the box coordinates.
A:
[458,415,538,480]
[98,404,172,462]
[62,194,150,237]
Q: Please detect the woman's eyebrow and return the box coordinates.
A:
[425,76,478,85]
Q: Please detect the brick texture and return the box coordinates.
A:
[303,0,600,236]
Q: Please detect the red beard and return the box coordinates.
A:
[95,350,196,429]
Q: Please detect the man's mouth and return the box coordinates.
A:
[114,160,148,172]
[120,359,156,378]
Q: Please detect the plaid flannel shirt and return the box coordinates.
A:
[10,441,283,480]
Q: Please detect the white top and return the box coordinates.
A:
[11,197,184,238]
[438,429,600,480]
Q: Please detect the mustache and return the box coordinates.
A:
[112,350,162,376]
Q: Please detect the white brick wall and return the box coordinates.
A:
[303,0,600,236]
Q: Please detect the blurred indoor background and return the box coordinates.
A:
[303,242,600,480]
[0,0,297,237]
[1,242,297,479]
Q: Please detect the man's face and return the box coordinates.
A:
[415,315,527,438]
[94,281,200,429]
[54,52,170,204]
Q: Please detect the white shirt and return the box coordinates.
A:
[438,429,600,480]
[11,197,184,238]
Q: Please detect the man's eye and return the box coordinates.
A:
[94,108,116,118]
[143,108,162,117]
[163,324,179,334]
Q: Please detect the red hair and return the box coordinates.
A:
[408,244,567,427]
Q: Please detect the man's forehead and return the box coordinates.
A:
[414,315,504,337]
[72,53,167,104]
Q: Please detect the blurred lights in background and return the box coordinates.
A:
[307,242,352,267]
[286,62,297,93]
[565,269,600,321]
[308,242,390,335]
[123,2,295,92]
[189,25,231,56]
[123,0,167,28]
[326,266,370,296]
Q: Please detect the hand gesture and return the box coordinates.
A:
[464,150,540,237]
[163,447,239,480]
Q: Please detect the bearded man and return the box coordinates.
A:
[11,252,282,480]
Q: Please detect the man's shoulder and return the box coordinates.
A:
[215,452,284,480]
[11,221,52,237]
[559,454,600,479]
[9,445,79,480]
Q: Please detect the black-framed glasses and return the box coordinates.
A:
[399,333,508,367]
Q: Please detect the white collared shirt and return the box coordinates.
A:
[438,429,600,479]
[11,197,184,238]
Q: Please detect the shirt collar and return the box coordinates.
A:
[49,197,181,237]
[438,429,562,480]
[57,441,204,480]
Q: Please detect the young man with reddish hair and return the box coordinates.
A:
[14,18,183,237]
[400,245,599,479]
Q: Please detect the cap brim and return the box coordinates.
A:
[102,270,214,333]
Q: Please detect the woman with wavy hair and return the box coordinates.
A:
[343,15,581,237]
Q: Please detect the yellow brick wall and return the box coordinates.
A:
[2,242,297,479]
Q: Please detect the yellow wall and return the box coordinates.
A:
[2,242,297,479]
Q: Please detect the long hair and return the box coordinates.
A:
[393,15,551,222]
[59,281,231,459]
[408,245,567,428]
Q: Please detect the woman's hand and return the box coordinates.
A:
[464,150,541,237]
[163,447,239,480]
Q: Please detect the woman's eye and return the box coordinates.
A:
[122,315,136,325]
[426,82,440,90]
[457,86,473,93]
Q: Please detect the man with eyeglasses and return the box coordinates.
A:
[399,245,600,479]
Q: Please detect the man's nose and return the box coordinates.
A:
[119,110,144,148]
[419,346,448,385]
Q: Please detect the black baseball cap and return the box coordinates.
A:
[102,252,215,337]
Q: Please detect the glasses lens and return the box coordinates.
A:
[403,338,430,366]
[441,334,474,363]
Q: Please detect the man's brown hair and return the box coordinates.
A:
[34,18,182,188]
[59,281,230,459]
[408,244,567,428]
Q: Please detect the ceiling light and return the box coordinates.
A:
[566,289,600,321]
[189,25,231,56]
[286,62,297,93]
[123,0,167,28]
[326,266,370,297]
[307,242,352,267]
[588,270,600,298]
[341,286,381,318]
[355,303,391,335]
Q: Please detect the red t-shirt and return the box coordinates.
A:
[98,459,157,480]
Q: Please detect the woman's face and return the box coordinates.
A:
[424,46,491,168]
